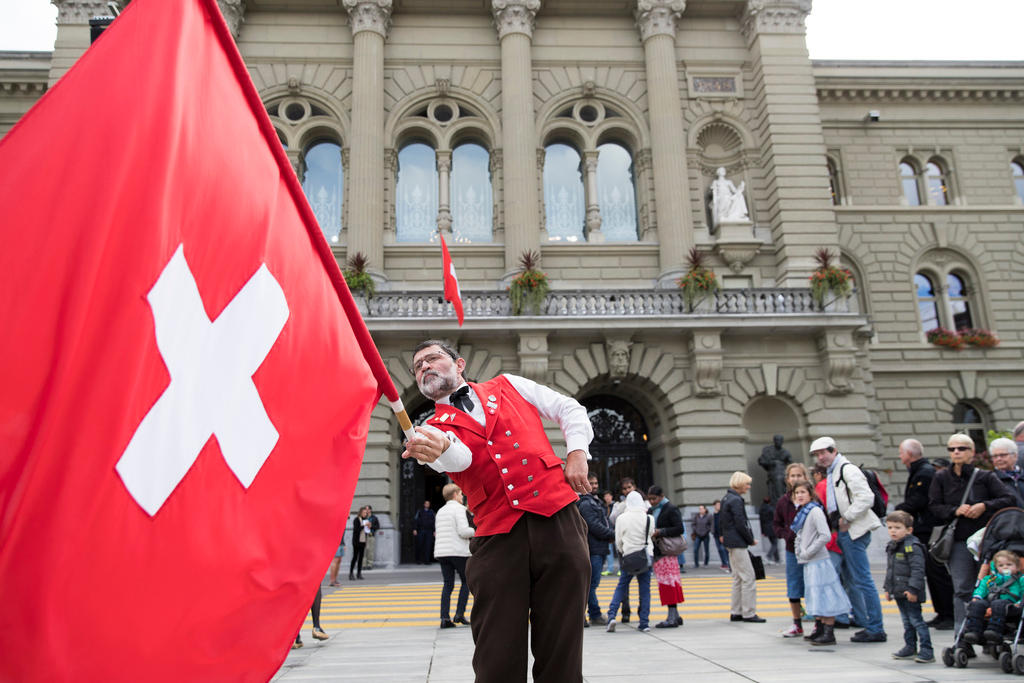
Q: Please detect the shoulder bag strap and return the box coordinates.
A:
[959,467,980,507]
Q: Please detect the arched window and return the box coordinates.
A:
[450,143,493,243]
[1011,159,1024,203]
[301,141,343,244]
[915,273,940,331]
[543,143,585,241]
[952,401,988,453]
[596,143,637,241]
[827,157,841,205]
[396,143,439,242]
[899,160,921,206]
[947,272,973,329]
[915,264,981,337]
[925,159,949,206]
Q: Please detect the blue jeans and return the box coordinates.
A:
[588,554,605,618]
[603,544,616,572]
[897,598,932,655]
[694,535,710,565]
[836,530,884,634]
[607,569,652,629]
[714,536,730,568]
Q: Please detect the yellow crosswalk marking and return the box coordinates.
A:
[301,575,904,631]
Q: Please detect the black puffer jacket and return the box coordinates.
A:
[883,534,927,599]
[720,489,755,549]
[577,493,615,556]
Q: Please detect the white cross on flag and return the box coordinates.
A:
[0,0,396,679]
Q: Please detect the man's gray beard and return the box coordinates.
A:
[417,371,458,401]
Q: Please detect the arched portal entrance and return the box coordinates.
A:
[397,402,449,564]
[742,396,805,507]
[581,395,653,494]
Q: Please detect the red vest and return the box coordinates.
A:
[426,376,578,536]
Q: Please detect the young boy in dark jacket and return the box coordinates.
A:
[883,511,932,663]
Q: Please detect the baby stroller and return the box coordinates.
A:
[943,507,1024,673]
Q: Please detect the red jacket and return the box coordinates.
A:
[426,376,577,536]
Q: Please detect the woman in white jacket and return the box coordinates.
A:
[434,483,475,629]
[605,491,655,632]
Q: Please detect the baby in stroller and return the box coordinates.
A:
[965,550,1024,645]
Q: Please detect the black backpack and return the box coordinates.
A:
[838,463,889,519]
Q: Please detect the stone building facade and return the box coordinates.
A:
[2,0,1022,566]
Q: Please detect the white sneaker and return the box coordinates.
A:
[606,619,616,633]
[781,624,804,638]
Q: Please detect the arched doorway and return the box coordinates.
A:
[742,396,805,506]
[581,395,653,494]
[397,402,449,564]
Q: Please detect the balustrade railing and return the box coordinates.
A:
[362,288,857,318]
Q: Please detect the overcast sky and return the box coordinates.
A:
[1,0,1023,60]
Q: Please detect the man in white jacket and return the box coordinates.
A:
[811,436,887,643]
[434,483,475,629]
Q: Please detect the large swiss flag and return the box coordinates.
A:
[0,0,389,679]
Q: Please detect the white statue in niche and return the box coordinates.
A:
[709,166,749,228]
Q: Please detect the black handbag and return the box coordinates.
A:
[749,551,766,581]
[929,468,978,564]
[621,517,651,576]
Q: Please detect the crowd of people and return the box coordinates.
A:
[316,339,1024,681]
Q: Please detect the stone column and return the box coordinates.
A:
[344,0,392,281]
[436,151,453,238]
[582,150,605,242]
[635,0,693,286]
[492,0,542,277]
[741,0,838,285]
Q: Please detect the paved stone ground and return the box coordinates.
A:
[272,560,1016,682]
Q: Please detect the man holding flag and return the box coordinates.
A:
[403,339,593,682]
[0,0,415,679]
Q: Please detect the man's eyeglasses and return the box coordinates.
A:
[412,353,449,373]
[946,446,972,452]
[992,452,1015,458]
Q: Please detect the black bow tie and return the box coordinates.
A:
[450,386,475,413]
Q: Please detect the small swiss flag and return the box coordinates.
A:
[440,234,465,326]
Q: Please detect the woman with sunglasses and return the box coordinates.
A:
[928,433,1016,634]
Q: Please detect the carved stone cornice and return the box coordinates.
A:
[216,0,246,38]
[635,0,686,43]
[816,85,1024,103]
[740,0,811,42]
[491,0,541,41]
[344,0,393,38]
[52,0,109,24]
[0,80,47,97]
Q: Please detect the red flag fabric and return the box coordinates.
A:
[0,0,384,679]
[440,235,465,326]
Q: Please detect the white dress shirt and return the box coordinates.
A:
[422,373,593,474]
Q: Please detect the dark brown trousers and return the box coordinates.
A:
[466,504,590,683]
